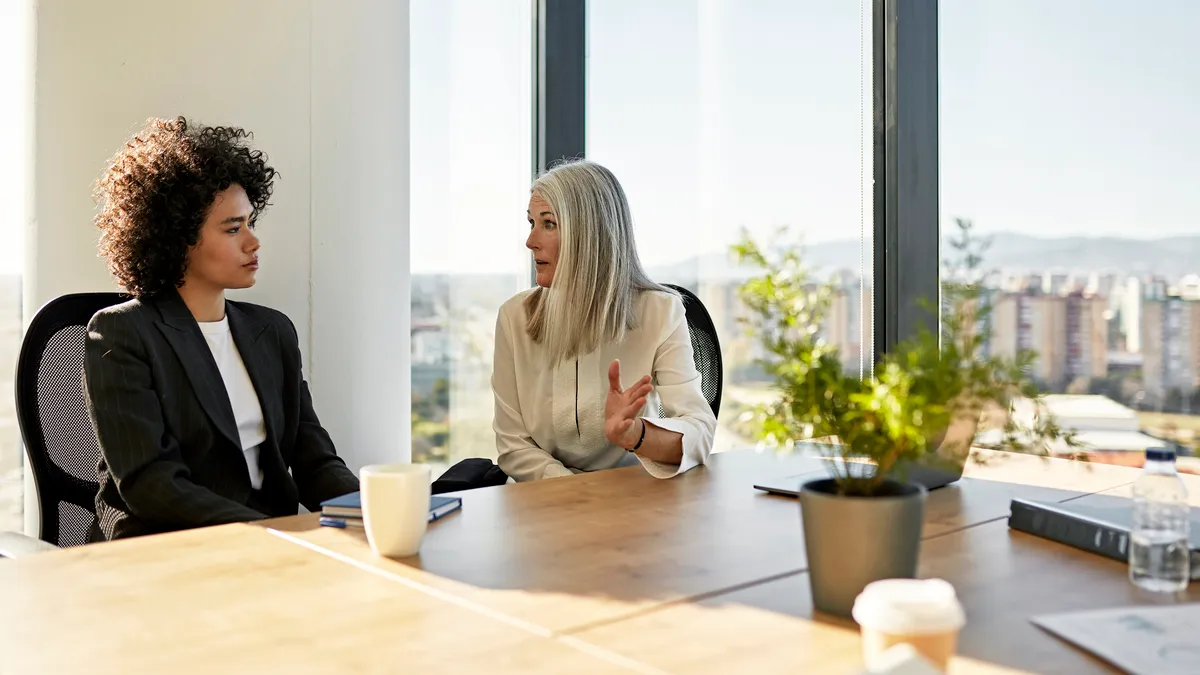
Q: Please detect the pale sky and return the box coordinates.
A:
[410,0,1200,274]
[3,1,1197,275]
[940,0,1200,241]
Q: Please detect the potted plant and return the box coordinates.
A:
[732,219,1074,617]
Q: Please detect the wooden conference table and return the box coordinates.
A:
[1,449,1197,674]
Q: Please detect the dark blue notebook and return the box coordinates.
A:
[319,492,461,522]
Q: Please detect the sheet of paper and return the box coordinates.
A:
[1031,604,1200,675]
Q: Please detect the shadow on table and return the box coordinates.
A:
[636,515,1198,675]
[255,456,1129,638]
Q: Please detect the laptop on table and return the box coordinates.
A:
[754,410,980,496]
[752,451,965,496]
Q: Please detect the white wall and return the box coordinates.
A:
[26,0,410,532]
[310,2,411,470]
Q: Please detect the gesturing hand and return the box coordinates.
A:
[605,359,653,449]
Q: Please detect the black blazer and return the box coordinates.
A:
[84,291,359,540]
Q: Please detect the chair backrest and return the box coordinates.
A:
[662,284,723,419]
[15,292,127,546]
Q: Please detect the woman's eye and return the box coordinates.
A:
[227,227,241,234]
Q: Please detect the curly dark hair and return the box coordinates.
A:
[93,116,278,298]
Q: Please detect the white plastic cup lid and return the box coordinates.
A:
[851,578,966,635]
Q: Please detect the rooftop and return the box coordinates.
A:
[1011,394,1140,433]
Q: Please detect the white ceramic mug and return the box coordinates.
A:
[360,463,432,558]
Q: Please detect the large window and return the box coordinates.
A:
[0,2,27,532]
[587,0,873,451]
[942,1,1200,459]
[409,0,533,470]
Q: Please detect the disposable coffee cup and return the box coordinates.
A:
[851,578,966,673]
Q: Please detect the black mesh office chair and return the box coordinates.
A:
[663,284,723,419]
[10,292,127,550]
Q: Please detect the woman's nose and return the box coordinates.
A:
[526,231,537,251]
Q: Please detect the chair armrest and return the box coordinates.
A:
[0,531,58,558]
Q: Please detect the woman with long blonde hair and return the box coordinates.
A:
[491,159,717,480]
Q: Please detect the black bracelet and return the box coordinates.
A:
[630,419,647,452]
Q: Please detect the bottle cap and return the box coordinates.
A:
[1145,448,1176,462]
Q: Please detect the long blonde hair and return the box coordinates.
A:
[525,159,671,364]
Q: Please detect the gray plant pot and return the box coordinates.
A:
[799,478,928,618]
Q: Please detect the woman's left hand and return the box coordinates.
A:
[605,359,653,449]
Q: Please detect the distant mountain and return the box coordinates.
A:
[648,233,1200,282]
[649,239,865,282]
[974,234,1200,279]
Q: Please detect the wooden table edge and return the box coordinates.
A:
[262,525,669,674]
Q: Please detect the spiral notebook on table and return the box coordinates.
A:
[318,492,462,527]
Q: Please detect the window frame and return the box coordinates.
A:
[532,0,941,358]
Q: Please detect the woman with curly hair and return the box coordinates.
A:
[85,117,358,540]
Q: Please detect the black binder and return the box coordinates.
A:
[1008,497,1200,580]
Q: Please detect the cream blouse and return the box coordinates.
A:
[491,289,717,481]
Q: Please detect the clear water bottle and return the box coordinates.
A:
[1129,448,1190,592]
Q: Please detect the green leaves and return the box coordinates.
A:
[733,220,1077,496]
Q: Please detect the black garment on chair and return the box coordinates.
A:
[15,292,127,547]
[431,458,508,495]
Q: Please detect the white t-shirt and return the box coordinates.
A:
[197,317,267,490]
